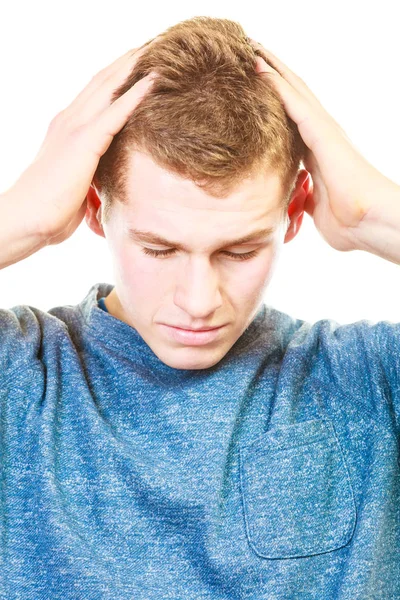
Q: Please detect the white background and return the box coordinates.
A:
[0,0,399,325]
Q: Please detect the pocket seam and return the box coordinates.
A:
[239,418,357,559]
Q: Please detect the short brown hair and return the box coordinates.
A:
[95,16,307,223]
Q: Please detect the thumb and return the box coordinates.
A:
[48,197,88,245]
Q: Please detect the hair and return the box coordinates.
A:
[95,16,307,224]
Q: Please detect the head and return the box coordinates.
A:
[86,16,312,370]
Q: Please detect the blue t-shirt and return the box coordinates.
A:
[0,282,399,599]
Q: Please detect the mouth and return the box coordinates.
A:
[170,325,223,331]
[159,323,226,346]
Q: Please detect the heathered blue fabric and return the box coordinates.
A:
[0,281,399,599]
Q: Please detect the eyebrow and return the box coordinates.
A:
[126,227,275,250]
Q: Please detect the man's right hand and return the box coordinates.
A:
[0,43,155,268]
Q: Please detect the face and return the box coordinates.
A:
[86,150,308,370]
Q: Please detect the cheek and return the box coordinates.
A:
[115,249,169,297]
[112,244,278,301]
[244,249,276,284]
[232,249,278,304]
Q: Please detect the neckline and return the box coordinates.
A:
[79,282,268,383]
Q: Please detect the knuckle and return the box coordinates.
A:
[47,111,64,131]
[48,109,90,138]
[89,70,105,86]
[66,122,89,145]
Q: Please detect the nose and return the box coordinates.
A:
[173,256,223,319]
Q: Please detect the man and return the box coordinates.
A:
[0,16,399,600]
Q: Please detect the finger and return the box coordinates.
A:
[66,40,156,119]
[87,73,157,158]
[255,56,280,76]
[67,48,139,109]
[258,58,333,151]
[256,58,313,128]
[250,40,322,109]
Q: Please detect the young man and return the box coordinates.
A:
[0,16,399,600]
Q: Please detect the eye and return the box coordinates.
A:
[223,250,259,261]
[142,247,175,258]
[141,247,259,261]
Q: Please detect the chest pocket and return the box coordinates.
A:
[239,418,357,559]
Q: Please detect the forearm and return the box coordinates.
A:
[353,178,400,266]
[0,188,48,270]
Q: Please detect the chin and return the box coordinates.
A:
[158,348,227,371]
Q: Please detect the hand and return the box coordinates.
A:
[250,41,399,252]
[6,43,156,246]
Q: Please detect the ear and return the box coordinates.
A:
[284,169,312,244]
[85,181,106,238]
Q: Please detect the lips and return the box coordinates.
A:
[170,325,222,331]
[159,323,226,346]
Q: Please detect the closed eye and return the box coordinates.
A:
[141,247,259,261]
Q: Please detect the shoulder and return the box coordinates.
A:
[0,303,72,378]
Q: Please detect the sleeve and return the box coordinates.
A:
[361,320,400,426]
[0,305,42,379]
[317,318,400,432]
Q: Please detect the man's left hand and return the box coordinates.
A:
[251,41,400,262]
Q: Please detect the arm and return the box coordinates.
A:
[0,187,48,270]
[0,43,157,271]
[352,180,400,265]
[251,41,400,264]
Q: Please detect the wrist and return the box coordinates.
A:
[0,188,48,270]
[353,179,400,264]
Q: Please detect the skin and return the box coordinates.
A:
[5,35,396,369]
[82,41,399,372]
[251,41,400,264]
[85,150,310,370]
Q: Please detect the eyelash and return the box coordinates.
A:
[141,247,259,261]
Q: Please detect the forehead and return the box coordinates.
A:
[123,150,284,215]
[115,150,285,251]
